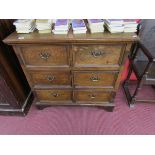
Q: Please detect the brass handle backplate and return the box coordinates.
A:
[88,94,96,99]
[90,51,105,57]
[52,93,59,97]
[90,76,100,82]
[47,75,55,81]
[39,52,51,60]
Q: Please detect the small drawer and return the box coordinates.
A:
[72,44,124,67]
[74,90,115,103]
[35,89,72,102]
[19,45,69,67]
[29,70,71,87]
[73,71,118,88]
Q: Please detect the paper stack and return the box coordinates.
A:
[105,19,124,33]
[88,19,104,33]
[72,19,87,34]
[52,19,70,34]
[13,19,35,33]
[123,19,138,33]
[36,19,52,33]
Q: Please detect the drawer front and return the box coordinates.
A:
[36,89,72,102]
[74,90,114,103]
[20,45,69,67]
[73,44,124,67]
[74,71,118,88]
[29,70,71,86]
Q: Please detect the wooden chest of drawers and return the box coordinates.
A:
[4,31,138,111]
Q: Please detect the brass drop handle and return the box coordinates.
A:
[90,76,100,82]
[52,93,59,97]
[90,51,105,57]
[47,75,55,81]
[39,52,51,60]
[88,94,96,99]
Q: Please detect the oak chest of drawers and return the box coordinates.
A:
[4,31,138,111]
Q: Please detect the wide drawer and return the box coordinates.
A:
[73,71,118,88]
[35,89,72,102]
[74,90,115,103]
[19,45,69,67]
[72,44,125,67]
[29,70,71,87]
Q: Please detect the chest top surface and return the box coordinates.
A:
[3,31,139,45]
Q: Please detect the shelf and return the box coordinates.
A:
[131,60,155,82]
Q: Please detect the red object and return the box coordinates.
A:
[135,19,141,23]
[121,59,136,81]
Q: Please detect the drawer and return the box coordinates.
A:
[35,89,72,102]
[73,71,118,88]
[74,90,115,103]
[29,70,71,87]
[72,44,125,67]
[20,45,69,67]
